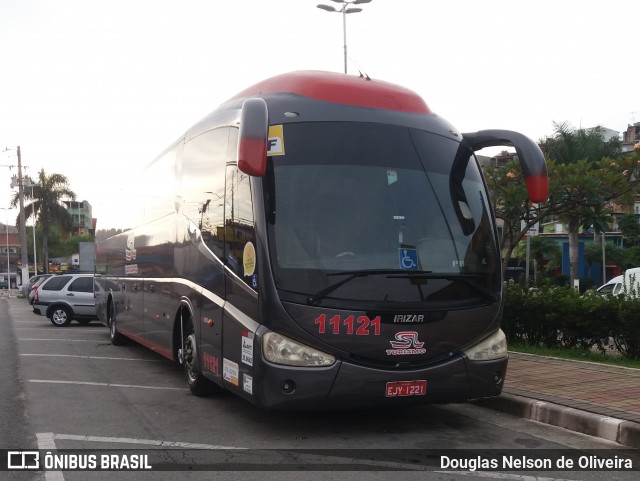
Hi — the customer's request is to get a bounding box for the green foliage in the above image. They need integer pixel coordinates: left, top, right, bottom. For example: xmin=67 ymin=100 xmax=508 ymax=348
xmin=502 ymin=284 xmax=640 ymax=360
xmin=618 ymin=213 xmax=640 ymax=247
xmin=485 ymin=123 xmax=640 ymax=281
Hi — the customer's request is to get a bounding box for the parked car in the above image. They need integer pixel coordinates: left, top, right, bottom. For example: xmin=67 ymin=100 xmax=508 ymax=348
xmin=32 ymin=273 xmax=98 ymax=326
xmin=596 ymin=275 xmax=623 ymax=295
xmin=27 ymin=275 xmax=53 ymax=304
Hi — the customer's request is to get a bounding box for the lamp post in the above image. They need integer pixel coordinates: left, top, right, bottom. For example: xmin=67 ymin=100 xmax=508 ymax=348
xmin=317 ymin=0 xmax=371 ymax=74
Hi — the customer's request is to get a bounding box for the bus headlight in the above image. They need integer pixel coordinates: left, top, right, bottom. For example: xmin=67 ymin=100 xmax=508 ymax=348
xmin=263 ymin=332 xmax=335 ymax=367
xmin=463 ymin=329 xmax=507 ymax=361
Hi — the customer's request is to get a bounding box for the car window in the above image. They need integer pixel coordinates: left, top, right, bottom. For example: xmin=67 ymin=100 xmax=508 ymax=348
xmin=42 ymin=276 xmax=72 ymax=291
xmin=69 ymin=277 xmax=93 ymax=293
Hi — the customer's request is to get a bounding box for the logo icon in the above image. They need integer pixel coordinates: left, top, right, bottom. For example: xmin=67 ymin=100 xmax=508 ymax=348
xmin=7 ymin=451 xmax=40 ymax=470
xmin=125 ymin=232 xmax=137 ymax=261
xmin=386 ymin=331 xmax=427 ymax=355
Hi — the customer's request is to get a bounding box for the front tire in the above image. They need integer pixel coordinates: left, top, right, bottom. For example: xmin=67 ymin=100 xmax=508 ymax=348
xmin=184 ymin=331 xmax=217 ymax=396
xmin=50 ymin=306 xmax=72 ymax=327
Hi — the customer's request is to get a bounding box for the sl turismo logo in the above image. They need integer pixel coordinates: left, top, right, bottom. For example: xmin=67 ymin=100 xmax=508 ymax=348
xmin=386 ymin=331 xmax=427 ymax=356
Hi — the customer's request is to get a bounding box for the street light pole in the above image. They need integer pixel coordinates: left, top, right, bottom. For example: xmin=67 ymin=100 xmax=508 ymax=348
xmin=317 ymin=0 xmax=372 ymax=74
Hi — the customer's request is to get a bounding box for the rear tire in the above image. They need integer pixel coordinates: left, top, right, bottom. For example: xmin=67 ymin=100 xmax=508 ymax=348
xmin=108 ymin=301 xmax=127 ymax=346
xmin=50 ymin=306 xmax=72 ymax=327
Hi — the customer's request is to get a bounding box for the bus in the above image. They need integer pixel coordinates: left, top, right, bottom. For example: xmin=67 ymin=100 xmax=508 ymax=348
xmin=95 ymin=70 xmax=548 ymax=409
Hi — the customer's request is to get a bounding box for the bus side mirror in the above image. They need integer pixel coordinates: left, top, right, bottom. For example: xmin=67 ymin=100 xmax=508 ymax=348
xmin=462 ymin=129 xmax=549 ymax=203
xmin=238 ymin=98 xmax=268 ymax=177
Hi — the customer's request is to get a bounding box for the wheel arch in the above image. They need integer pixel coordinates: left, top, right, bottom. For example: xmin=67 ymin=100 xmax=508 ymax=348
xmin=46 ymin=303 xmax=73 ymax=320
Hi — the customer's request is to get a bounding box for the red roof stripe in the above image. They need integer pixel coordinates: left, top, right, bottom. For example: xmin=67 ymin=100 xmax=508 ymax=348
xmin=228 ymin=71 xmax=430 ymax=114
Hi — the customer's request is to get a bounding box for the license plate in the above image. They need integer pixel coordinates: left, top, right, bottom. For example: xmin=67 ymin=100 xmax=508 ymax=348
xmin=385 ymin=380 xmax=427 ymax=397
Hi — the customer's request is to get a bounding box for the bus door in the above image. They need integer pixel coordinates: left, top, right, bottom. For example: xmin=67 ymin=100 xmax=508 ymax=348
xmin=220 ymin=157 xmax=260 ymax=393
xmin=180 ymin=127 xmax=232 ymax=383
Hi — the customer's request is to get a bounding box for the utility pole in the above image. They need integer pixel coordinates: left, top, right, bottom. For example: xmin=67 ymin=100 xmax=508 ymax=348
xmin=17 ymin=147 xmax=29 ymax=285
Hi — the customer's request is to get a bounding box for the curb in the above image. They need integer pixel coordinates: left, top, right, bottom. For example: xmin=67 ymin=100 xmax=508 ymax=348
xmin=474 ymin=393 xmax=640 ymax=449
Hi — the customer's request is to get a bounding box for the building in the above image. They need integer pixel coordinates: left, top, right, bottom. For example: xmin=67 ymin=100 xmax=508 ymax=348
xmin=622 ymin=122 xmax=640 ymax=153
xmin=63 ymin=200 xmax=93 ymax=236
xmin=0 ymin=223 xmax=21 ymax=286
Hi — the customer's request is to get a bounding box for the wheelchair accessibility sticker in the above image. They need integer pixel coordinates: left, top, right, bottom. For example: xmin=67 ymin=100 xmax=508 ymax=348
xmin=398 ymin=248 xmax=419 ymax=270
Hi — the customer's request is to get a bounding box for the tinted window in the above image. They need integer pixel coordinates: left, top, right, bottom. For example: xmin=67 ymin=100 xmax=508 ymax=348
xmin=264 ymin=122 xmax=499 ymax=306
xmin=42 ymin=276 xmax=72 ymax=291
xmin=68 ymin=277 xmax=94 ymax=293
xmin=224 ymin=162 xmax=256 ymax=290
xmin=181 ymin=127 xmax=230 ymax=259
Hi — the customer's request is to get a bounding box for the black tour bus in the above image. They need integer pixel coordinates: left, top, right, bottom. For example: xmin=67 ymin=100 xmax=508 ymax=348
xmin=95 ymin=71 xmax=548 ymax=409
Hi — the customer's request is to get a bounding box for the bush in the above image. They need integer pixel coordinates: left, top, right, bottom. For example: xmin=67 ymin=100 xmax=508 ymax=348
xmin=501 ymin=284 xmax=634 ymax=358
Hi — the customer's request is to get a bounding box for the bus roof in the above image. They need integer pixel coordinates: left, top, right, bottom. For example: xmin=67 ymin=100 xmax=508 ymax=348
xmin=227 ymin=71 xmax=431 ymax=115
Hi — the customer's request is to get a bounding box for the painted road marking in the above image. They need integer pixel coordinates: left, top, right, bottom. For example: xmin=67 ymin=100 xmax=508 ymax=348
xmin=28 ymin=380 xmax=186 ymax=391
xmin=21 ymin=354 xmax=161 ymax=362
xmin=18 ymin=338 xmax=108 ymax=342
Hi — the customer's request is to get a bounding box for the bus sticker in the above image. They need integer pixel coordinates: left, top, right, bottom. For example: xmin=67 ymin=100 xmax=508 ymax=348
xmin=243 ymin=242 xmax=256 ymax=276
xmin=223 ymin=358 xmax=239 ymax=386
xmin=241 ymin=331 xmax=254 ymax=366
xmin=243 ymin=374 xmax=253 ymax=395
xmin=267 ymin=125 xmax=285 ymax=156
xmin=398 ymin=248 xmax=419 ymax=270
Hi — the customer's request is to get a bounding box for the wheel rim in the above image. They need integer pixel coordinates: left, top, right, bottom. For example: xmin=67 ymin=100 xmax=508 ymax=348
xmin=185 ymin=334 xmax=198 ymax=384
xmin=52 ymin=309 xmax=67 ymax=325
xmin=110 ymin=317 xmax=117 ymax=338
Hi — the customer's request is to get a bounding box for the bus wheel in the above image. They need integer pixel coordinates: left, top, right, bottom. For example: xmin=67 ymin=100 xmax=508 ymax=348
xmin=108 ymin=303 xmax=126 ymax=346
xmin=184 ymin=331 xmax=217 ymax=396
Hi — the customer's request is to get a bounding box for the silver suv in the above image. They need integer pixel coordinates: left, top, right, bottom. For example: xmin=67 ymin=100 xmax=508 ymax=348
xmin=32 ymin=273 xmax=98 ymax=327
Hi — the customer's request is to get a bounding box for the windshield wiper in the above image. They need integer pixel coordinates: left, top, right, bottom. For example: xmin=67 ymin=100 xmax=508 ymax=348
xmin=387 ymin=272 xmax=499 ymax=303
xmin=307 ymin=270 xmax=498 ymax=305
xmin=306 ymin=269 xmax=433 ymax=305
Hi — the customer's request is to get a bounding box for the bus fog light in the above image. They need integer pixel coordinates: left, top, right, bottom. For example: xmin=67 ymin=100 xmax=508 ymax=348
xmin=282 ymin=380 xmax=296 ymax=394
xmin=263 ymin=332 xmax=335 ymax=367
xmin=463 ymin=329 xmax=507 ymax=361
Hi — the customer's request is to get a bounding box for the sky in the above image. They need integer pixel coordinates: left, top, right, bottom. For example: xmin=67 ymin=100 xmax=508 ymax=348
xmin=1 ymin=0 xmax=638 ymax=229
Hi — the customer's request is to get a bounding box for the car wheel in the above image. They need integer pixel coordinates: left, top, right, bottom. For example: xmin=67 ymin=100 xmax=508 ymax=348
xmin=50 ymin=306 xmax=72 ymax=327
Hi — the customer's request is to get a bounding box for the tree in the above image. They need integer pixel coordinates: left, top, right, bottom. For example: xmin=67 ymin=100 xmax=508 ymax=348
xmin=538 ymin=122 xmax=622 ymax=165
xmin=485 ymin=154 xmax=640 ymax=279
xmin=11 ymin=169 xmax=76 ymax=273
xmin=537 ymin=123 xmax=625 ymax=283
xmin=618 ymin=213 xmax=640 ymax=247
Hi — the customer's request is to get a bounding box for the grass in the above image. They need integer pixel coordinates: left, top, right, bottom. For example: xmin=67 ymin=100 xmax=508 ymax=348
xmin=509 ymin=342 xmax=640 ymax=369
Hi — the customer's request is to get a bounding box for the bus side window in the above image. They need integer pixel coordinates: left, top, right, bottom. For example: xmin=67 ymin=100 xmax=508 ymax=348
xmin=181 ymin=128 xmax=229 ymax=259
xmin=224 ymin=162 xmax=257 ymax=290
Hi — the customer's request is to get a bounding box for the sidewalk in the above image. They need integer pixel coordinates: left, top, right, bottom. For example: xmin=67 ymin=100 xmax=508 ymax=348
xmin=476 ymin=351 xmax=640 ymax=448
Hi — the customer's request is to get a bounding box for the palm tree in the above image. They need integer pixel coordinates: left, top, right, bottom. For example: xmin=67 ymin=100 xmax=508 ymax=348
xmin=11 ymin=169 xmax=76 ymax=273
xmin=539 ymin=123 xmax=622 ymax=284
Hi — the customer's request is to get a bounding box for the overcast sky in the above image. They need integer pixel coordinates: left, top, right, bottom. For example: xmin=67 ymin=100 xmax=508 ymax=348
xmin=1 ymin=0 xmax=638 ymax=228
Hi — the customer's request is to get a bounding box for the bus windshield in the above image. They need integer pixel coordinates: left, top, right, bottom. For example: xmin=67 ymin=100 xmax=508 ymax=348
xmin=265 ymin=122 xmax=500 ymax=307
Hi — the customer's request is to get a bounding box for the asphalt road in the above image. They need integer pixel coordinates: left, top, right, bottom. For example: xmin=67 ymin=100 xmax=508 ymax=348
xmin=1 ymin=296 xmax=638 ymax=481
